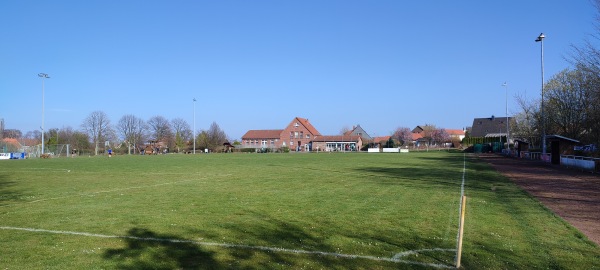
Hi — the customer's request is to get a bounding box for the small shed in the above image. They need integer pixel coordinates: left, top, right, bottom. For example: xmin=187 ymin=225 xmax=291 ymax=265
xmin=223 ymin=142 xmax=235 ymax=153
xmin=546 ymin=135 xmax=580 ymax=165
xmin=514 ymin=139 xmax=530 ymax=158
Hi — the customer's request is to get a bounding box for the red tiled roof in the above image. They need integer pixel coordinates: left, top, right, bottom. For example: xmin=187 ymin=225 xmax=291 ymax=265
xmin=411 ymin=133 xmax=423 ymax=140
xmin=294 ymin=117 xmax=322 ymax=136
xmin=373 ymin=136 xmax=391 ymax=143
xmin=446 ymin=129 xmax=465 ymax=136
xmin=2 ymin=138 xmax=21 ymax=146
xmin=312 ymin=135 xmax=361 ymax=142
xmin=241 ymin=130 xmax=283 ymax=139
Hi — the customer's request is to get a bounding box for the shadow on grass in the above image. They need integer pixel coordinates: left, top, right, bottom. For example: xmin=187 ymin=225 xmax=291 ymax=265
xmin=183 ymin=211 xmax=348 ymax=268
xmin=103 ymin=227 xmax=220 ymax=269
xmin=222 ymin=211 xmax=343 ymax=268
xmin=355 ymin=165 xmax=464 ymax=192
xmin=102 ymin=215 xmax=456 ymax=268
xmin=0 ymin=174 xmax=21 ymax=206
xmin=188 ymin=211 xmax=455 ymax=268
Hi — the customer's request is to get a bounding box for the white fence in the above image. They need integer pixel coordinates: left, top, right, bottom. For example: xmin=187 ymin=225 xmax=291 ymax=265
xmin=560 ymin=155 xmax=599 ymax=172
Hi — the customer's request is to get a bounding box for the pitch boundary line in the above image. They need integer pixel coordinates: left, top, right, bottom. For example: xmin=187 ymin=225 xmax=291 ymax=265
xmin=0 ymin=174 xmax=232 ymax=207
xmin=0 ymin=226 xmax=455 ymax=269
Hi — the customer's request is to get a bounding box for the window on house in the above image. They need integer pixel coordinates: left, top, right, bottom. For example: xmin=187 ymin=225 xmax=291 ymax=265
xmin=300 ymin=131 xmax=303 ymax=138
xmin=290 ymin=132 xmax=293 ymax=139
xmin=306 ymin=134 xmax=310 ymax=139
xmin=294 ymin=131 xmax=299 ymax=138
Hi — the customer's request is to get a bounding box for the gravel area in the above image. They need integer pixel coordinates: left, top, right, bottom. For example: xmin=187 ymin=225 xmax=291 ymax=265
xmin=478 ymin=154 xmax=600 ymax=246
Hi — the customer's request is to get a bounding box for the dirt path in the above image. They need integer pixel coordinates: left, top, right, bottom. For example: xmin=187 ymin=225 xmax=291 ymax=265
xmin=478 ymin=154 xmax=600 ymax=246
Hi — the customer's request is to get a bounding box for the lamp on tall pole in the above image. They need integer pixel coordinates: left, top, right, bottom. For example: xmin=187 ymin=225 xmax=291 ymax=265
xmin=535 ymin=33 xmax=546 ymax=159
xmin=502 ymin=82 xmax=509 ymax=151
xmin=193 ymin=98 xmax=196 ymax=154
xmin=38 ymin=73 xmax=50 ymax=155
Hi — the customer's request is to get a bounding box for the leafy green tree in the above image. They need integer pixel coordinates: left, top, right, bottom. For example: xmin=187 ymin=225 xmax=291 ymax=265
xmin=171 ymin=118 xmax=192 ymax=153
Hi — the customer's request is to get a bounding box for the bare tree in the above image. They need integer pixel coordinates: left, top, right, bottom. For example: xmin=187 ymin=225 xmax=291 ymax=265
xmin=2 ymin=129 xmax=22 ymax=139
xmin=24 ymin=130 xmax=42 ymax=145
xmin=147 ymin=115 xmax=173 ymax=144
xmin=511 ymin=93 xmax=542 ymax=148
xmin=117 ymin=115 xmax=147 ymax=154
xmin=81 ymin=110 xmax=113 ymax=155
xmin=196 ymin=122 xmax=228 ymax=152
xmin=569 ymin=0 xmax=600 ymax=146
xmin=207 ymin=121 xmax=228 ymax=151
xmin=339 ymin=126 xmax=351 ymax=135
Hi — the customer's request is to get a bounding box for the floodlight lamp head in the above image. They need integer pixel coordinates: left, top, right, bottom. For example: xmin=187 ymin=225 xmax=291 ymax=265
xmin=38 ymin=73 xmax=49 ymax=78
xmin=535 ymin=33 xmax=545 ymax=42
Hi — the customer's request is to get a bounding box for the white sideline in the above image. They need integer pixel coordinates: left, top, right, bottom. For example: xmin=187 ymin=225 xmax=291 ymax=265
xmin=6 ymin=174 xmax=232 ymax=206
xmin=0 ymin=226 xmax=455 ymax=269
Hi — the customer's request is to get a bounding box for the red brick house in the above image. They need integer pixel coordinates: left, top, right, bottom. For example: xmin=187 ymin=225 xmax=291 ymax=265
xmin=241 ymin=117 xmax=322 ymax=151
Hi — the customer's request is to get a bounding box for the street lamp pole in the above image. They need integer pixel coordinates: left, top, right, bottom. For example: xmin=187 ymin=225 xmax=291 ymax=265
xmin=502 ymin=82 xmax=509 ymax=151
xmin=38 ymin=73 xmax=50 ymax=155
xmin=193 ymin=98 xmax=196 ymax=154
xmin=535 ymin=33 xmax=546 ymax=159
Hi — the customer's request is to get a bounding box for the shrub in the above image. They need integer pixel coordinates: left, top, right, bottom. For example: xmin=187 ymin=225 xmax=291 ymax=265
xmin=240 ymin=148 xmax=256 ymax=153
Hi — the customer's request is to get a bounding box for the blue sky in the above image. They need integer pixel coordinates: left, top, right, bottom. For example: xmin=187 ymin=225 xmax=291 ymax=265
xmin=1 ymin=1 xmax=596 ymax=140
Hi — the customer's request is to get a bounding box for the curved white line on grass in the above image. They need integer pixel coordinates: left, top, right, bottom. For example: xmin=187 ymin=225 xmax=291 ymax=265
xmin=0 ymin=226 xmax=455 ymax=269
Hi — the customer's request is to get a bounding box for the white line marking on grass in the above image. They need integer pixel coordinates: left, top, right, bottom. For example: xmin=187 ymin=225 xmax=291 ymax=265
xmin=0 ymin=226 xmax=455 ymax=269
xmin=25 ymin=179 xmax=199 ymax=204
xmin=1 ymin=174 xmax=232 ymax=207
xmin=0 ymin=168 xmax=72 ymax=173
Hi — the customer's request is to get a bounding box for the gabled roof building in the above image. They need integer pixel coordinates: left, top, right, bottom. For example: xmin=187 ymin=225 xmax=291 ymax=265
xmin=471 ymin=116 xmax=513 ymax=138
xmin=343 ymin=125 xmax=372 ymax=141
xmin=241 ymin=117 xmax=322 ymax=151
xmin=241 ymin=117 xmax=367 ymax=152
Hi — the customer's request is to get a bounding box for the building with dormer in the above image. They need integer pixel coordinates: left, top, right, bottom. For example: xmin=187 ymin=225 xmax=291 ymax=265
xmin=241 ymin=117 xmax=322 ymax=151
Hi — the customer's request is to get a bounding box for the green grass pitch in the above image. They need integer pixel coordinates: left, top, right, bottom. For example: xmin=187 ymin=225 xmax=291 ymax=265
xmin=0 ymin=152 xmax=599 ymax=269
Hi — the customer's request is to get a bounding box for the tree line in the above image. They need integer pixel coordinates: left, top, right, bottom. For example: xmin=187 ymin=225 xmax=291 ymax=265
xmin=511 ymin=0 xmax=600 ymax=153
xmin=4 ymin=111 xmax=228 ymax=155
